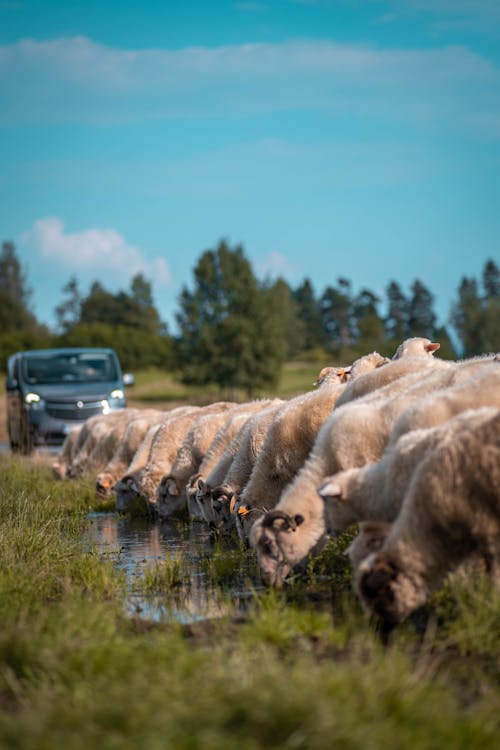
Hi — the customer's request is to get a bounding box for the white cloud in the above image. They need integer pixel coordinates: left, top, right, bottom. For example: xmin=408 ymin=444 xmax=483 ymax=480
xmin=23 ymin=217 xmax=171 ymax=287
xmin=0 ymin=36 xmax=498 ymax=132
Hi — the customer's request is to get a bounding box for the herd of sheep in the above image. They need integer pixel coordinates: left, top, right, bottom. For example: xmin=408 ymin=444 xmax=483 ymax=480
xmin=52 ymin=337 xmax=500 ymax=630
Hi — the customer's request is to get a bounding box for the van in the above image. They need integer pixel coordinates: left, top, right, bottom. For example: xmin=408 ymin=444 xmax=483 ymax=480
xmin=6 ymin=347 xmax=133 ymax=453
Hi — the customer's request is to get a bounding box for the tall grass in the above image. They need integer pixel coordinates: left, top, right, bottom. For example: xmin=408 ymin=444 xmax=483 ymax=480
xmin=1 ymin=455 xmax=500 ymax=749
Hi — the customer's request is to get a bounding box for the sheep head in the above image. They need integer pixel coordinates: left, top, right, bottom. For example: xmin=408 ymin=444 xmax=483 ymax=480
xmin=392 ymin=338 xmax=441 ymax=359
xmin=314 ymin=365 xmax=352 ymax=387
xmin=96 ymin=472 xmax=114 ymax=497
xmin=357 ymin=551 xmax=427 ymax=626
xmin=114 ymin=475 xmax=143 ymax=512
xmin=350 ymin=352 xmax=391 ymax=379
xmin=156 ymin=475 xmax=185 ymax=519
xmin=210 ymin=485 xmax=235 ymax=530
xmin=250 ymin=510 xmax=306 ymax=586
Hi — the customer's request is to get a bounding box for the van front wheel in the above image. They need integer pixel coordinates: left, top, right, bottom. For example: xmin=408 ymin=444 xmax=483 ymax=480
xmin=20 ymin=420 xmax=35 ymax=455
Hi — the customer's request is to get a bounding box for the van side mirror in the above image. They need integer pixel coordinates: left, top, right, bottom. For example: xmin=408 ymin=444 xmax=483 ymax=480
xmin=6 ymin=377 xmax=18 ymax=391
xmin=123 ymin=373 xmax=135 ymax=387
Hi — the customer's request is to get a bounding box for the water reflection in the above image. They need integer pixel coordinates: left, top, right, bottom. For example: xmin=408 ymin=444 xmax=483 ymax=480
xmin=85 ymin=513 xmax=250 ymax=623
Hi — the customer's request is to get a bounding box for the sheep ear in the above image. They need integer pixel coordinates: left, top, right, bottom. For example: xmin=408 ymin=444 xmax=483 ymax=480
xmin=294 ymin=514 xmax=304 ymax=526
xmin=425 ymin=342 xmax=440 ymax=353
xmin=317 ymin=478 xmax=343 ymax=502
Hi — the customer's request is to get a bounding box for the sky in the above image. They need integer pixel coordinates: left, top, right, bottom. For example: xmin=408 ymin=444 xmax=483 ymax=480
xmin=1 ymin=0 xmax=499 ymax=336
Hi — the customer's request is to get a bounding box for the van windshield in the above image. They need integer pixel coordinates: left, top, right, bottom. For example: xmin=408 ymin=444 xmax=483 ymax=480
xmin=22 ymin=352 xmax=119 ymax=385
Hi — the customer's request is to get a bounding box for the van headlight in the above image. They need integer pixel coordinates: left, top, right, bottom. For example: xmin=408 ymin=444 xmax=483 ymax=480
xmin=25 ymin=393 xmax=45 ymax=410
xmin=110 ymin=389 xmax=124 ymax=400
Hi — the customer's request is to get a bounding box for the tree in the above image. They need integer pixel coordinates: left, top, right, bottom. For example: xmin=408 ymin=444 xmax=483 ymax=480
xmin=320 ymin=278 xmax=354 ymax=349
xmin=175 ymin=240 xmax=285 ymax=394
xmin=407 ymin=280 xmax=436 ymax=338
xmin=266 ymin=277 xmax=305 ymax=360
xmin=353 ymin=289 xmax=385 ymax=351
xmin=450 ymin=277 xmax=483 ymax=356
xmin=450 ymin=259 xmax=500 ymax=356
xmin=0 ymin=240 xmax=37 ymax=332
xmin=292 ymin=279 xmax=325 ymax=351
xmin=482 ymin=259 xmax=500 ymax=299
xmin=385 ymin=281 xmax=409 ymax=341
xmin=55 ymin=276 xmax=82 ymax=333
xmin=0 ymin=240 xmax=52 ymax=368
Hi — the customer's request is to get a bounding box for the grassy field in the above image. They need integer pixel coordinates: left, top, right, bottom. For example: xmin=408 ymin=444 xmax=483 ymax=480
xmin=1 ymin=456 xmax=500 ymax=749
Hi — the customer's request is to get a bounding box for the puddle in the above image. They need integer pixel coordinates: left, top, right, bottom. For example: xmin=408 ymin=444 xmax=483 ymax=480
xmin=85 ymin=513 xmax=258 ymax=623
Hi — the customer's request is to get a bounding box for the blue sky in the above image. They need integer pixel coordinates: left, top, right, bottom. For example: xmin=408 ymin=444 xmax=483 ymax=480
xmin=1 ymin=0 xmax=499 ymax=335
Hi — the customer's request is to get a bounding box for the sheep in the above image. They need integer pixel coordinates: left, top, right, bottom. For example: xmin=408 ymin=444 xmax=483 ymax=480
xmin=155 ymin=402 xmax=256 ymax=520
xmin=345 ymin=521 xmax=393 ymax=571
xmin=250 ymin=358 xmax=495 ymax=585
xmin=186 ymin=400 xmax=275 ymax=521
xmin=356 ymin=408 xmax=500 ymax=628
xmin=114 ymin=402 xmax=234 ymax=514
xmin=388 ymin=360 xmax=500 ymax=446
xmin=334 ymin=353 xmax=448 ymax=410
xmin=207 ymin=399 xmax=287 ymax=531
xmin=95 ymin=406 xmax=197 ymax=496
xmin=114 ymin=422 xmax=166 ymax=511
xmin=234 ymin=356 xmax=390 ymax=540
xmin=391 ymin=337 xmax=441 ymax=359
xmin=318 ymin=406 xmax=500 ymax=535
xmin=52 ymin=425 xmax=83 ymax=479
xmin=66 ymin=408 xmax=139 ymax=477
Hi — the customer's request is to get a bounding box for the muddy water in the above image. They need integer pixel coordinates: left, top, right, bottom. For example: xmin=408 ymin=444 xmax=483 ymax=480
xmin=85 ymin=513 xmax=254 ymax=623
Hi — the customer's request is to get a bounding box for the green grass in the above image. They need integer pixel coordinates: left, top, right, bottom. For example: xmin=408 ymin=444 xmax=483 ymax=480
xmin=125 ymin=359 xmax=348 ymax=407
xmin=1 ymin=455 xmax=500 ymax=749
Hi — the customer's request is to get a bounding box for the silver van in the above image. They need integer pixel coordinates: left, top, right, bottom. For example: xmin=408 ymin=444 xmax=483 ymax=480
xmin=6 ymin=347 xmax=133 ymax=453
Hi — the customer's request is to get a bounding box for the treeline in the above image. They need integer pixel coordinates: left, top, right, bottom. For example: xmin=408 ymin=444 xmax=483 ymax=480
xmin=1 ymin=239 xmax=498 ymax=393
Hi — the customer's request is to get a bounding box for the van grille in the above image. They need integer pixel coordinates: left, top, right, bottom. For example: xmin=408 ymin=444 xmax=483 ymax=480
xmin=46 ymin=399 xmax=105 ymax=421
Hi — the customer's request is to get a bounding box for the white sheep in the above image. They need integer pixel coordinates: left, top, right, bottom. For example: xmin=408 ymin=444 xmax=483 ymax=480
xmin=391 ymin=337 xmax=441 ymax=359
xmin=155 ymin=402 xmax=251 ymax=520
xmin=234 ymin=356 xmax=390 ymax=540
xmin=114 ymin=422 xmax=165 ymax=511
xmin=250 ymin=357 xmax=494 ymax=585
xmin=208 ymin=399 xmax=287 ymax=531
xmin=318 ymin=406 xmax=499 ymax=534
xmin=114 ymin=402 xmax=234 ymax=514
xmin=52 ymin=425 xmax=83 ymax=479
xmin=356 ymin=408 xmax=500 ymax=627
xmin=388 ymin=360 xmax=500 ymax=445
xmin=66 ymin=408 xmax=139 ymax=478
xmin=334 ymin=352 xmax=447 ymax=410
xmin=95 ymin=406 xmax=196 ymax=496
xmin=186 ymin=401 xmax=274 ymax=520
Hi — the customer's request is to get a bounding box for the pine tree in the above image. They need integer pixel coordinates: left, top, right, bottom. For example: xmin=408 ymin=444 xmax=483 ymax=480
xmin=450 ymin=277 xmax=483 ymax=356
xmin=0 ymin=240 xmax=38 ymax=332
xmin=385 ymin=281 xmax=409 ymax=341
xmin=320 ymin=278 xmax=354 ymax=349
xmin=55 ymin=276 xmax=82 ymax=333
xmin=482 ymin=259 xmax=499 ymax=299
xmin=407 ymin=280 xmax=436 ymax=338
xmin=266 ymin=277 xmax=305 ymax=360
xmin=451 ymin=259 xmax=500 ymax=355
xmin=353 ymin=289 xmax=385 ymax=351
xmin=292 ymin=279 xmax=325 ymax=350
xmin=175 ymin=240 xmax=285 ymax=394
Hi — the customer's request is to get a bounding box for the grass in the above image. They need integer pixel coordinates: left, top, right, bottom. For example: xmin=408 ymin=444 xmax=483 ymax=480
xmin=1 ymin=455 xmax=500 ymax=749
xmin=124 ymin=360 xmax=342 ymax=407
